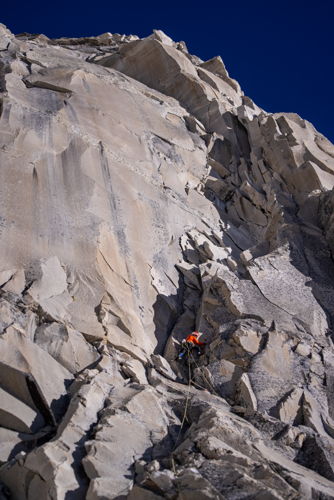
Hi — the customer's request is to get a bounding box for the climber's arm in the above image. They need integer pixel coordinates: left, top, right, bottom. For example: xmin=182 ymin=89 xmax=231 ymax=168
xmin=193 ymin=338 xmax=206 ymax=346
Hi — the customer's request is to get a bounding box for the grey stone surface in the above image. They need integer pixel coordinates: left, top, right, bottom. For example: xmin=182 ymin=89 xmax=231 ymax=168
xmin=0 ymin=329 xmax=72 ymax=421
xmin=151 ymin=354 xmax=177 ymax=380
xmin=0 ymin=24 xmax=334 ymax=500
xmin=34 ymin=322 xmax=100 ymax=373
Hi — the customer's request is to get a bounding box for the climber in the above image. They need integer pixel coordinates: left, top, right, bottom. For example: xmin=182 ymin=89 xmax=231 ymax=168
xmin=178 ymin=331 xmax=206 ymax=360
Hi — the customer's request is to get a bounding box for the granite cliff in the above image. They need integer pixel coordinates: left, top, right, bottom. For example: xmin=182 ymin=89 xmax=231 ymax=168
xmin=1 ymin=24 xmax=334 ymax=499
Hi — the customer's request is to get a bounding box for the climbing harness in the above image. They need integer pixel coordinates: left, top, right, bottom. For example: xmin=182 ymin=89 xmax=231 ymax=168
xmin=178 ymin=341 xmax=202 ymax=362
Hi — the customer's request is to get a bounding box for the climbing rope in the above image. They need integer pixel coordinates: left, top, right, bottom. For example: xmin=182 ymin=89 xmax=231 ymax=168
xmin=169 ymin=344 xmax=223 ymax=475
xmin=173 ymin=344 xmax=193 ymax=449
xmin=188 ymin=351 xmax=220 ymax=397
xmin=172 ymin=344 xmax=219 ymax=450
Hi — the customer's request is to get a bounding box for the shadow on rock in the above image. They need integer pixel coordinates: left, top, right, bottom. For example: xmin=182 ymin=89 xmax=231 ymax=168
xmin=152 ymin=271 xmax=186 ymax=355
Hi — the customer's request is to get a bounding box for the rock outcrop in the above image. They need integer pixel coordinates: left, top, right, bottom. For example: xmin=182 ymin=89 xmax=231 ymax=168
xmin=1 ymin=23 xmax=334 ymax=499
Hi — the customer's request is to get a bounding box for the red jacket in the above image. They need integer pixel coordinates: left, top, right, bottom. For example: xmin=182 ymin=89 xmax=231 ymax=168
xmin=186 ymin=334 xmax=205 ymax=346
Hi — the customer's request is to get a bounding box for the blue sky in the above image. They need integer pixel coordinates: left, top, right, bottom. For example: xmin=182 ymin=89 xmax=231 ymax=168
xmin=2 ymin=0 xmax=333 ymax=142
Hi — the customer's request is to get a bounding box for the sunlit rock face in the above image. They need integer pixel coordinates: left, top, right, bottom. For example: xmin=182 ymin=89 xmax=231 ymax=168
xmin=1 ymin=24 xmax=334 ymax=499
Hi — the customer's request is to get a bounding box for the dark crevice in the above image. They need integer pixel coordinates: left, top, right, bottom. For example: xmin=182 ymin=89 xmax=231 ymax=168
xmin=22 ymin=78 xmax=73 ymax=96
xmin=153 ymin=271 xmax=186 ymax=355
xmin=26 ymin=375 xmax=55 ymax=426
xmin=0 ymin=60 xmax=11 ymax=93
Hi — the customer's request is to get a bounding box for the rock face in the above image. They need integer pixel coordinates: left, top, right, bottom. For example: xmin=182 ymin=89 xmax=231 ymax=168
xmin=1 ymin=23 xmax=334 ymax=499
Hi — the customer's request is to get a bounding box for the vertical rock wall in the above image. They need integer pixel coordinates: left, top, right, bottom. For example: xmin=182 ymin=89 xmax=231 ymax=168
xmin=1 ymin=24 xmax=334 ymax=499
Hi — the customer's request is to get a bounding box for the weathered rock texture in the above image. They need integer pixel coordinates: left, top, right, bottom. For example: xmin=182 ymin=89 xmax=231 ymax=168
xmin=0 ymin=24 xmax=334 ymax=499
